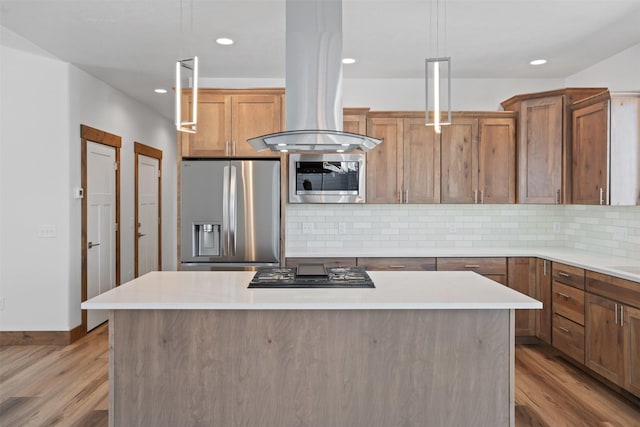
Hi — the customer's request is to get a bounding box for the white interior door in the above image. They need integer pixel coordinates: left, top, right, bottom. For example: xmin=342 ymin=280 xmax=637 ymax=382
xmin=87 ymin=141 xmax=116 ymax=331
xmin=137 ymin=154 xmax=159 ymax=276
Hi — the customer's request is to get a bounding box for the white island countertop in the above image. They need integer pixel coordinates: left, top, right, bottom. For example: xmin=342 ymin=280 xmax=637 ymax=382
xmin=81 ymin=270 xmax=541 ymax=310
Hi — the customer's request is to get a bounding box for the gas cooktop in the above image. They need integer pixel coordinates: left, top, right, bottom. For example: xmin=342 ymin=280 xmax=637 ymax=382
xmin=248 ymin=265 xmax=375 ymax=288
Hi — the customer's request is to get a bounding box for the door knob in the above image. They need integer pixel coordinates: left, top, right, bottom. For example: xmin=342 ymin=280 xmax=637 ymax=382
xmin=137 ymin=233 xmax=146 ymax=238
xmin=88 ymin=242 xmax=100 ymax=249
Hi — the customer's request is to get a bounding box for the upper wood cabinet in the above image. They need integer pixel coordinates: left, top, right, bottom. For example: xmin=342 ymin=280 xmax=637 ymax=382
xmin=441 ymin=113 xmax=516 ymax=204
xmin=366 ymin=112 xmax=440 ymax=204
xmin=571 ymin=92 xmax=610 ymax=205
xmin=180 ymin=89 xmax=284 ymax=158
xmin=501 ymin=88 xmax=606 ymax=204
xmin=343 ymin=108 xmax=369 ymax=135
xmin=571 ymin=91 xmax=640 ymax=206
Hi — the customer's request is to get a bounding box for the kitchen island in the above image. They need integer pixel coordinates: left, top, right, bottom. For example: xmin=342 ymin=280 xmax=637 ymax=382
xmin=82 ymin=270 xmax=541 ymax=427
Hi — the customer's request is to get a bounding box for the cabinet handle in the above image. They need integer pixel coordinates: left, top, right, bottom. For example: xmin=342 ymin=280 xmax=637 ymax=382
xmin=558 ymin=272 xmax=570 ymax=278
xmin=559 ymin=326 xmax=570 ymax=334
xmin=398 ymin=191 xmax=403 ymax=203
xmin=556 ymin=292 xmax=570 ymax=299
xmin=233 ymin=141 xmax=237 ymax=156
xmin=543 ymin=260 xmax=547 ymax=276
xmin=615 ymin=303 xmax=618 ymax=325
xmin=599 ymin=187 xmax=604 ymax=205
xmin=225 ymin=141 xmax=230 ymax=156
xmin=621 ymin=305 xmax=624 ymax=327
xmin=405 ymin=190 xmax=409 ymax=204
xmin=480 ymin=189 xmax=484 ymax=204
xmin=474 ymin=189 xmax=478 ymax=204
xmin=464 ymin=265 xmax=480 ymax=269
xmin=389 ymin=265 xmax=406 ymax=269
xmin=556 ymin=189 xmax=561 ymax=204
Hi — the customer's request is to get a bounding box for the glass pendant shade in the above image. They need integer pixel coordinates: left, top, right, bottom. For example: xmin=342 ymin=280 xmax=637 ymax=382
xmin=425 ymin=57 xmax=451 ymax=133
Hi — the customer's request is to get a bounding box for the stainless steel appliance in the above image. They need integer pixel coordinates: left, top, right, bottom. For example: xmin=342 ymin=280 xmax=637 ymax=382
xmin=248 ymin=265 xmax=375 ymax=288
xmin=289 ymin=153 xmax=366 ymax=203
xmin=181 ymin=159 xmax=280 ymax=270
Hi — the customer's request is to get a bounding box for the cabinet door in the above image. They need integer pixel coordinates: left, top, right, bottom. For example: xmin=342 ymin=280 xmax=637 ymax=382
xmin=624 ymin=304 xmax=640 ymax=396
xmin=585 ymin=293 xmax=625 ymax=386
xmin=478 ymin=117 xmax=516 ymax=204
xmin=181 ymin=93 xmax=231 ymax=157
xmin=357 ymin=257 xmax=436 ymax=271
xmin=572 ymin=100 xmax=609 ymax=204
xmin=440 ymin=118 xmax=478 ymax=203
xmin=535 ymin=259 xmax=552 ymax=344
xmin=232 ymin=95 xmax=282 ymax=158
xmin=403 ymin=118 xmax=440 ymax=203
xmin=518 ymin=96 xmax=564 ymax=204
xmin=343 ymin=109 xmax=367 ymax=135
xmin=508 ymin=258 xmax=536 ymax=336
xmin=366 ymin=117 xmax=403 ymax=203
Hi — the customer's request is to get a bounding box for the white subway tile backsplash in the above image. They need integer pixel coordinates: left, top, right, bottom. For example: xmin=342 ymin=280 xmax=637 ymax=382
xmin=285 ymin=204 xmax=640 ymax=260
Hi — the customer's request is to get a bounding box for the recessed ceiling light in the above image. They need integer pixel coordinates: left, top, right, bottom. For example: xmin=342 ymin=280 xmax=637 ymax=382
xmin=530 ymin=59 xmax=547 ymax=66
xmin=154 ymin=88 xmax=168 ymax=94
xmin=216 ymin=38 xmax=234 ymax=46
xmin=342 ymin=58 xmax=356 ymax=64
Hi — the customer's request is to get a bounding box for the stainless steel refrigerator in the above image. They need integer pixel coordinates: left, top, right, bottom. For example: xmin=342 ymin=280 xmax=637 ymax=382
xmin=180 ymin=159 xmax=280 ymax=270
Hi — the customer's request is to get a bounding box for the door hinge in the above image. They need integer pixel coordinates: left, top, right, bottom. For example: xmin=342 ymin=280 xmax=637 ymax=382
xmin=114 ymin=161 xmax=118 ymax=171
xmin=157 ymin=169 xmax=161 ymax=178
xmin=115 ymin=223 xmax=119 ymax=232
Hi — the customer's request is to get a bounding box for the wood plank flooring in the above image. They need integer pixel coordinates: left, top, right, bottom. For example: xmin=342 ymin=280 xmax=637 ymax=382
xmin=1 ymin=324 xmax=639 ymax=426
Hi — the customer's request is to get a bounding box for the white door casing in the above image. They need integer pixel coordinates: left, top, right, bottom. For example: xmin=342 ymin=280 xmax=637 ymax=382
xmin=86 ymin=141 xmax=117 ymax=331
xmin=137 ymin=154 xmax=159 ymax=276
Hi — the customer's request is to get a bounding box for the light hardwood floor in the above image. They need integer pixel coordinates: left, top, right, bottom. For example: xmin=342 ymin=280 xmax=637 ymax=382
xmin=1 ymin=324 xmax=639 ymax=427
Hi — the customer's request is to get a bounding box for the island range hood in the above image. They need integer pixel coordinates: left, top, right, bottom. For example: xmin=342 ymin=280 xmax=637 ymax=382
xmin=248 ymin=0 xmax=382 ymax=153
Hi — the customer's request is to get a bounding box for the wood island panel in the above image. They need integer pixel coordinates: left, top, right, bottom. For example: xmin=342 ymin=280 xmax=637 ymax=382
xmin=110 ymin=308 xmax=513 ymax=427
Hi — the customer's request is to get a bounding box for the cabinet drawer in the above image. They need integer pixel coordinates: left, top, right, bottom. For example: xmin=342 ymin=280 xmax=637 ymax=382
xmin=553 ymin=314 xmax=585 ymax=363
xmin=436 ymin=257 xmax=507 ymax=275
xmin=357 ymin=257 xmax=436 ymax=271
xmin=586 ymin=271 xmax=640 ymax=309
xmin=552 ymin=262 xmax=585 ymax=290
xmin=552 ymin=281 xmax=585 ymax=325
xmin=285 ymin=257 xmax=356 ymax=268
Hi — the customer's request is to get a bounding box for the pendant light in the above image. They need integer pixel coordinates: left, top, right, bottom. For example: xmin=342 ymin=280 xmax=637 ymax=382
xmin=425 ymin=0 xmax=451 ymax=134
xmin=175 ymin=0 xmax=198 ymax=134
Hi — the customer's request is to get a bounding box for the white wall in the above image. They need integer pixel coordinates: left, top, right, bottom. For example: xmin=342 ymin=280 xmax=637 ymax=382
xmin=0 ymin=27 xmax=176 ymax=331
xmin=566 ymin=43 xmax=640 ymax=91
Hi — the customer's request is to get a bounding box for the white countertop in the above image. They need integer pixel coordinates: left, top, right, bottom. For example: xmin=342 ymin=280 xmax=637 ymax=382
xmin=287 ymin=248 xmax=640 ymax=283
xmin=81 ymin=271 xmax=541 ymax=311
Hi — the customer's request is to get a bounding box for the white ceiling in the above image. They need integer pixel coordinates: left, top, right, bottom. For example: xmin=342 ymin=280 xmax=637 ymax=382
xmin=2 ymin=0 xmax=640 ymax=120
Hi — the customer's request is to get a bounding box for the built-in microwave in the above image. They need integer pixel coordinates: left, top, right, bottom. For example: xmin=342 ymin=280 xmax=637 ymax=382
xmin=289 ymin=153 xmax=366 ymax=203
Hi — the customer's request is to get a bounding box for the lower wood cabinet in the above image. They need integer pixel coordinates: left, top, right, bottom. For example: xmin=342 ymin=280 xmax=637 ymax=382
xmin=507 ymin=257 xmax=536 ymax=337
xmin=357 ymin=257 xmax=436 ymax=271
xmin=551 ymin=262 xmax=586 ymax=363
xmin=552 ymin=313 xmax=585 ymax=363
xmin=535 ymin=259 xmax=552 ymax=344
xmin=585 ymin=271 xmax=640 ymax=397
xmin=436 ymin=257 xmax=507 ymax=284
xmin=285 ymin=257 xmax=356 ymax=267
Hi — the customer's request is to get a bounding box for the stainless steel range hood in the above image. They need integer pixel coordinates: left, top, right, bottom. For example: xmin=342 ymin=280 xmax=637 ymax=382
xmin=248 ymin=0 xmax=382 ymax=153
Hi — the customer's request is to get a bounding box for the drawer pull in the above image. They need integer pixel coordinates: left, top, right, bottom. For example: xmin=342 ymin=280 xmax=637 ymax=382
xmin=558 ymin=272 xmax=570 ymax=278
xmin=556 ymin=292 xmax=570 ymax=299
xmin=558 ymin=327 xmax=571 ymax=334
xmin=464 ymin=265 xmax=480 ymax=269
xmin=389 ymin=265 xmax=406 ymax=269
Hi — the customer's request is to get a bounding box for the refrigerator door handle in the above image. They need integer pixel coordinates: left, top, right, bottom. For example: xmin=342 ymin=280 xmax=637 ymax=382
xmin=222 ymin=165 xmax=230 ymax=256
xmin=229 ymin=165 xmax=237 ymax=256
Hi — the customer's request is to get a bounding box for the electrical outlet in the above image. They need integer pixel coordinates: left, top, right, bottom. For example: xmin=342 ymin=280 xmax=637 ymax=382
xmin=37 ymin=225 xmax=57 ymax=238
xmin=338 ymin=223 xmax=347 ymax=233
xmin=613 ymin=227 xmax=628 ymax=240
xmin=448 ymin=224 xmax=457 ymax=233
xmin=553 ymin=223 xmax=561 ymax=233
xmin=302 ymin=223 xmax=314 ymax=234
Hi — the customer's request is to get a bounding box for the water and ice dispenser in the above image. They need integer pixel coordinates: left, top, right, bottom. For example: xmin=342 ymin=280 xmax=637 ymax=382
xmin=192 ymin=223 xmax=220 ymax=256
